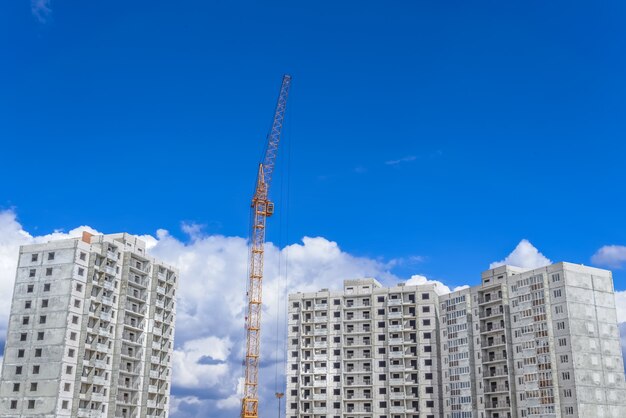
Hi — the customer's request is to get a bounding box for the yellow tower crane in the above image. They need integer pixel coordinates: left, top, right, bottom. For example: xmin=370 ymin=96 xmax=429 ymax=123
xmin=241 ymin=74 xmax=292 ymax=418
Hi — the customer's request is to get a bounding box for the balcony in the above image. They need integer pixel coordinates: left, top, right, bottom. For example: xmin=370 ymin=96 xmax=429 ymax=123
xmin=485 ymin=384 xmax=510 ymax=394
xmin=389 ymin=351 xmax=404 ymax=358
xmin=104 ymin=266 xmax=116 ymax=276
xmin=103 ymin=281 xmax=115 ymax=291
xmin=149 ymin=384 xmax=159 ymax=393
xmin=389 ymin=378 xmax=406 ymax=385
xmin=153 ymin=327 xmax=163 ymax=336
xmin=314 ymin=304 xmax=328 ymax=310
xmin=151 ymin=355 xmax=161 ymax=364
xmin=156 ymin=286 xmax=166 ymax=295
xmin=388 ymin=298 xmax=402 ymax=306
xmin=389 ymin=324 xmax=403 ymax=332
xmin=389 ymin=392 xmax=406 ymax=399
xmin=388 ymin=311 xmax=402 ymax=319
xmin=106 ymin=251 xmax=118 ymax=260
xmin=156 ymin=300 xmax=165 ymax=309
xmin=313 ymin=380 xmax=327 ymax=387
xmin=150 ymin=370 xmax=160 ymax=379
xmin=93 ymin=376 xmax=106 ymax=386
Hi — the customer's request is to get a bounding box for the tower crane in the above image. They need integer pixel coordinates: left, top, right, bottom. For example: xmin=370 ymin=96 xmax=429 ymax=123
xmin=241 ymin=74 xmax=292 ymax=418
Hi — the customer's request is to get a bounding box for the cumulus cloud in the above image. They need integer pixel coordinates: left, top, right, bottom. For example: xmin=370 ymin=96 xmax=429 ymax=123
xmin=591 ymin=245 xmax=626 ymax=269
xmin=31 ymin=0 xmax=52 ymax=23
xmin=489 ymin=239 xmax=552 ymax=270
xmin=405 ymin=274 xmax=469 ymax=295
xmin=0 ymin=210 xmax=410 ymax=418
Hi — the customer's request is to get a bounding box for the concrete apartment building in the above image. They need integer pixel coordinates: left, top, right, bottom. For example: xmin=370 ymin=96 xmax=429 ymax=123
xmin=0 ymin=232 xmax=178 ymax=418
xmin=287 ymin=262 xmax=626 ymax=418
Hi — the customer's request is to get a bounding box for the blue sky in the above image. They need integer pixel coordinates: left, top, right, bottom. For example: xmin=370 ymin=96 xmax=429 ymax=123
xmin=2 ymin=1 xmax=626 ymax=416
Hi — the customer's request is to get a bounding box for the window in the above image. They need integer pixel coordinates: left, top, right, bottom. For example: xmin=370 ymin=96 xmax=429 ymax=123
xmin=22 ymin=316 xmax=29 ymax=325
xmin=32 ymin=365 xmax=40 ymax=374
xmin=558 ymin=338 xmax=567 ymax=347
xmin=27 ymin=284 xmax=34 ymax=293
xmin=24 ymin=301 xmax=32 ymax=309
xmin=62 ymin=400 xmax=69 ymax=409
xmin=72 ymin=315 xmax=79 ymax=324
xmin=41 ymin=299 xmax=48 ymax=308
xmin=562 ymin=371 xmax=570 ymax=380
xmin=422 ymin=306 xmax=430 ymax=313
xmin=74 ymin=299 xmax=81 ymax=308
xmin=78 ymin=268 xmax=85 ymax=276
xmin=424 ymin=359 xmax=432 ymax=366
xmin=379 ymin=387 xmax=387 ymax=394
xmin=34 ymin=348 xmax=42 ymax=357
xmin=425 ymin=373 xmax=433 ymax=380
xmin=48 ymin=252 xmax=55 ymax=260
xmin=76 ymin=283 xmax=83 ymax=292
xmin=20 ymin=333 xmax=27 ymax=341
xmin=10 ymin=400 xmax=17 ymax=409
xmin=43 ymin=283 xmax=51 ymax=291
xmin=552 ymin=273 xmax=560 ymax=282
xmin=557 ymin=321 xmax=565 ymax=330
xmin=423 ymin=332 xmax=431 ymax=339
xmin=37 ymin=332 xmax=44 ymax=341
xmin=423 ymin=319 xmax=431 ymax=326
xmin=565 ymin=406 xmax=574 ymax=415
xmin=66 ymin=366 xmax=73 ymax=374
xmin=378 ymin=374 xmax=386 ymax=381
xmin=425 ymin=386 xmax=433 ymax=393
xmin=46 ymin=268 xmax=53 ymax=276
xmin=31 ymin=254 xmax=38 ymax=262
xmin=424 ymin=345 xmax=432 ymax=352
xmin=422 ymin=293 xmax=430 ymax=300
xmin=554 ymin=289 xmax=562 ymax=298
xmin=29 ymin=269 xmax=36 ymax=277
xmin=378 ymin=309 xmax=385 ymax=315
xmin=333 ymin=299 xmax=340 ymax=305
xmin=68 ymin=349 xmax=75 ymax=358
xmin=564 ymin=389 xmax=572 ymax=397
xmin=13 ymin=383 xmax=20 ymax=392
xmin=426 ymin=401 xmax=434 ymax=408
xmin=333 ymin=337 xmax=340 ymax=343
xmin=79 ymin=252 xmax=86 ymax=261
xmin=16 ymin=366 xmax=23 ymax=375
xmin=30 ymin=382 xmax=37 ymax=391
xmin=28 ymin=400 xmax=35 ymax=409
xmin=39 ymin=315 xmax=46 ymax=324
xmin=70 ymin=332 xmax=77 ymax=341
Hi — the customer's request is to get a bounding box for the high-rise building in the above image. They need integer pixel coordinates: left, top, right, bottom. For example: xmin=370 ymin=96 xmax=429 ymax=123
xmin=287 ymin=279 xmax=442 ymax=418
xmin=0 ymin=232 xmax=178 ymax=418
xmin=287 ymin=262 xmax=626 ymax=418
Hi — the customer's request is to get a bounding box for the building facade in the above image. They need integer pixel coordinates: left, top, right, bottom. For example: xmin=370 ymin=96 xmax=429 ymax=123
xmin=0 ymin=232 xmax=178 ymax=418
xmin=287 ymin=262 xmax=626 ymax=418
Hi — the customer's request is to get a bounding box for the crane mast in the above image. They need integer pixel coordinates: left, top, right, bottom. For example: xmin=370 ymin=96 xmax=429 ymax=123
xmin=241 ymin=74 xmax=292 ymax=418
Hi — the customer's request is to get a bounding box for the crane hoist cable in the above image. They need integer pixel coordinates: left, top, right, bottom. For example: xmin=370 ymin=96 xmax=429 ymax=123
xmin=241 ymin=74 xmax=292 ymax=418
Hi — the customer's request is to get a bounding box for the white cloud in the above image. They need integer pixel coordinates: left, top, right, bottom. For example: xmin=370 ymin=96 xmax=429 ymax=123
xmin=385 ymin=155 xmax=416 ymax=166
xmin=592 ymin=245 xmax=626 ymax=269
xmin=405 ymin=274 xmax=468 ymax=295
xmin=489 ymin=239 xmax=551 ymax=270
xmin=31 ymin=0 xmax=52 ymax=23
xmin=0 ymin=211 xmax=408 ymax=418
